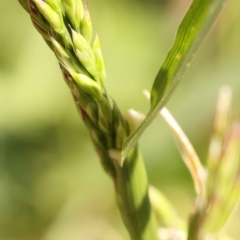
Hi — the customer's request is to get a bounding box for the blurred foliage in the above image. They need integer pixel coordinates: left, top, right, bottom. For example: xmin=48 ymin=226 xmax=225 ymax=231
xmin=0 ymin=0 xmax=240 ymax=239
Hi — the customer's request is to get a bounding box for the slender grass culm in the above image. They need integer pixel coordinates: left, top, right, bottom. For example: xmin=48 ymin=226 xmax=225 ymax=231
xmin=17 ymin=0 xmax=240 ymax=240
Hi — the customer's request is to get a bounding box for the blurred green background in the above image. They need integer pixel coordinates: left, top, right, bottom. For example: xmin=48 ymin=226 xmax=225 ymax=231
xmin=0 ymin=0 xmax=240 ymax=239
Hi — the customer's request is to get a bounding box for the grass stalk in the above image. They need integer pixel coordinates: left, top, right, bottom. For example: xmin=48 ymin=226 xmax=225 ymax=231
xmin=113 ymin=145 xmax=159 ymax=240
xmin=17 ymin=0 xmax=159 ymax=239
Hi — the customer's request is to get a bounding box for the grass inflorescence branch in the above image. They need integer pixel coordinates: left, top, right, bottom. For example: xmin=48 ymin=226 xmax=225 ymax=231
xmin=18 ymin=1 xmax=159 ymax=239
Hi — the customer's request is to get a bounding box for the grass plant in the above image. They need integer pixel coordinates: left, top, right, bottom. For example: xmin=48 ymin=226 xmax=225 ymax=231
xmin=17 ymin=0 xmax=240 ymax=239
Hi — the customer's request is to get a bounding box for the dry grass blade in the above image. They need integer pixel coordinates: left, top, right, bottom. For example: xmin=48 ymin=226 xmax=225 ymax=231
xmin=144 ymin=90 xmax=206 ymax=198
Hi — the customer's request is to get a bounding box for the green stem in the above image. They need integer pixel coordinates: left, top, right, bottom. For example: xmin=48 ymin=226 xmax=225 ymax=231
xmin=187 ymin=203 xmax=206 ymax=240
xmin=113 ymin=145 xmax=159 ymax=240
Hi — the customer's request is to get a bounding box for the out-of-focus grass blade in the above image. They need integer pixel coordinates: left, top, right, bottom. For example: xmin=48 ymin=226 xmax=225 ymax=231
xmin=160 ymin=107 xmax=206 ymax=198
xmin=207 ymin=86 xmax=232 ymax=196
xmin=149 ymin=186 xmax=184 ymax=229
xmin=122 ymin=0 xmax=229 ymax=161
xmin=144 ymin=89 xmax=205 ymax=197
xmin=203 ymin=122 xmax=240 ymax=233
xmin=144 ymin=88 xmax=205 ymax=197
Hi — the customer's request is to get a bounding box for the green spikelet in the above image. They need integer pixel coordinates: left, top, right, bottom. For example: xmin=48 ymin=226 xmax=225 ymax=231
xmin=62 ymin=0 xmax=84 ymax=30
xmin=93 ymin=33 xmax=106 ymax=86
xmin=80 ymin=4 xmax=93 ymax=43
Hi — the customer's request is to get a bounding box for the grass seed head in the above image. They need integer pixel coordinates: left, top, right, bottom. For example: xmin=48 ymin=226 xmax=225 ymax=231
xmin=80 ymin=4 xmax=93 ymax=43
xmin=33 ymin=0 xmax=64 ymax=34
xmin=62 ymin=0 xmax=84 ymax=30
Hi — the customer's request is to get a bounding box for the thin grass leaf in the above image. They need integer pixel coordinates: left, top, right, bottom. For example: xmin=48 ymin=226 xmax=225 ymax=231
xmin=149 ymin=186 xmax=184 ymax=229
xmin=203 ymin=122 xmax=240 ymax=233
xmin=207 ymin=86 xmax=232 ymax=197
xmin=144 ymin=90 xmax=205 ymax=198
xmin=122 ymin=0 xmax=229 ymax=161
xmin=213 ymin=171 xmax=240 ymax=232
xmin=160 ymin=107 xmax=206 ymax=198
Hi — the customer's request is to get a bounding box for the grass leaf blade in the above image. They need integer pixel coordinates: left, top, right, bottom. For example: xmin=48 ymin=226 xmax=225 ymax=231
xmin=122 ymin=0 xmax=229 ymax=161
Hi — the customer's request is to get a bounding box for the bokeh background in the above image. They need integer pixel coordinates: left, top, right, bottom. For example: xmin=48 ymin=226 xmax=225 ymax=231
xmin=0 ymin=0 xmax=240 ymax=239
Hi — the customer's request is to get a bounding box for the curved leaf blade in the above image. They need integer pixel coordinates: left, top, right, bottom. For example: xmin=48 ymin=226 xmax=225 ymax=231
xmin=122 ymin=0 xmax=229 ymax=161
